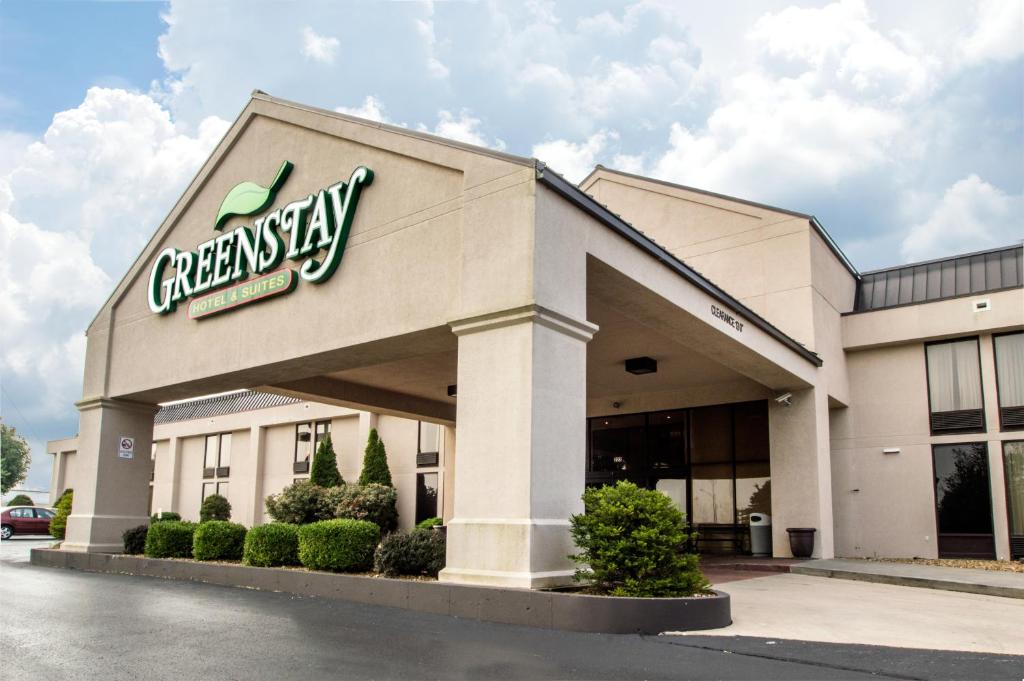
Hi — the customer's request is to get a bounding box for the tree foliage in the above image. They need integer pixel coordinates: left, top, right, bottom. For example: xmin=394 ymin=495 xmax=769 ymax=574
xmin=569 ymin=481 xmax=711 ymax=597
xmin=6 ymin=494 xmax=33 ymax=506
xmin=199 ymin=493 xmax=232 ymax=522
xmin=1 ymin=424 xmax=31 ymax=495
xmin=49 ymin=489 xmax=73 ymax=540
xmin=357 ymin=428 xmax=392 ymax=487
xmin=309 ymin=434 xmax=343 ymax=488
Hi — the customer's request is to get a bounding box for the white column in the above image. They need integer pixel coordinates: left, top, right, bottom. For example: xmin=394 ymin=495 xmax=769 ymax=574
xmin=168 ymin=436 xmax=184 ymax=515
xmin=64 ymin=397 xmax=158 ymax=553
xmin=769 ymin=386 xmax=835 ymax=558
xmin=250 ymin=425 xmax=266 ymax=526
xmin=440 ymin=305 xmax=597 ymax=589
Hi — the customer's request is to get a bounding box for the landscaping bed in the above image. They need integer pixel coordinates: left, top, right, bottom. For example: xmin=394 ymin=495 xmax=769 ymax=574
xmin=30 ymin=548 xmax=731 ymax=634
xmin=865 ymin=557 xmax=1024 ymax=573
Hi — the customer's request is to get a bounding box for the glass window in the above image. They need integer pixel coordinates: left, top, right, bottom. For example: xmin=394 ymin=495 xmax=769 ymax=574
xmin=995 ymin=333 xmax=1024 ymax=409
xmin=418 ymin=421 xmax=439 ymax=454
xmin=202 ymin=482 xmax=215 ymax=500
xmin=216 ymin=481 xmax=229 ymax=499
xmin=415 ymin=473 xmax=439 ymax=525
xmin=589 ymin=414 xmax=646 ymax=485
xmin=218 ymin=433 xmax=231 ymax=468
xmin=314 ymin=421 xmax=331 ymax=450
xmin=933 ymin=443 xmax=994 ymax=558
xmin=926 ymin=339 xmax=983 ymax=412
xmin=295 ymin=423 xmax=313 ymax=464
xmin=690 ymin=406 xmax=734 ymax=524
xmin=10 ymin=508 xmax=32 ymax=518
xmin=1004 ymin=441 xmax=1024 ymax=538
xmin=647 ymin=411 xmax=686 ymax=475
xmin=203 ymin=435 xmax=219 ymax=469
xmin=34 ymin=509 xmax=55 ymax=519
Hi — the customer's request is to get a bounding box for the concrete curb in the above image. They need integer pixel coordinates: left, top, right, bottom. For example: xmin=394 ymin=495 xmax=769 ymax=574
xmin=30 ymin=548 xmax=731 ymax=634
xmin=790 ymin=563 xmax=1024 ymax=599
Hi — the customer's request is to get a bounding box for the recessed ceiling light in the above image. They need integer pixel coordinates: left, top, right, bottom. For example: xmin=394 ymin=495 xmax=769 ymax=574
xmin=624 ymin=356 xmax=657 ymax=375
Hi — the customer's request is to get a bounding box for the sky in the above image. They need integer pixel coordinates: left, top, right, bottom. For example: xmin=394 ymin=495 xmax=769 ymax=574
xmin=0 ymin=0 xmax=1021 ymax=495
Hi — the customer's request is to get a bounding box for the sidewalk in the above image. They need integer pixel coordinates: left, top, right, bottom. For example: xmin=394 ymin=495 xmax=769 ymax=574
xmin=790 ymin=558 xmax=1024 ymax=599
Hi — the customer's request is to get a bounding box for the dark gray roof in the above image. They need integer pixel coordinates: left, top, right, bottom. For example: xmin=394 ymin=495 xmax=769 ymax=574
xmin=853 ymin=244 xmax=1023 ymax=313
xmin=155 ymin=390 xmax=300 ymax=425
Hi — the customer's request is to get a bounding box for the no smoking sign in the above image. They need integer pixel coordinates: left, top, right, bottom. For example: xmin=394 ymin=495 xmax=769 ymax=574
xmin=118 ymin=436 xmax=135 ymax=460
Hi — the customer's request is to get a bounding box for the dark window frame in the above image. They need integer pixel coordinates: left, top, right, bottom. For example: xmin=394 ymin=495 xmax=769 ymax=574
xmin=929 ymin=441 xmax=996 ymax=559
xmin=293 ymin=422 xmax=313 ymax=474
xmin=923 ymin=336 xmax=986 ymax=435
xmin=417 ymin=421 xmax=440 ymax=468
xmin=1003 ymin=439 xmax=1024 ymax=560
xmin=203 ymin=432 xmax=232 ymax=479
xmin=993 ymin=331 xmax=1024 ymax=431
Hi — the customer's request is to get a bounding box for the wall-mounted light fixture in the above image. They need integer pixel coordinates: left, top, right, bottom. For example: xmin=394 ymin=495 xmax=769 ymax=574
xmin=447 ymin=384 xmax=457 ymax=397
xmin=624 ymin=356 xmax=657 ymax=375
xmin=882 ymin=447 xmax=900 ymax=455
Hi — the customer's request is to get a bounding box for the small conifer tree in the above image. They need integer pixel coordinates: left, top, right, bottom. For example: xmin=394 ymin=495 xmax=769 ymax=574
xmin=309 ymin=434 xmax=343 ymax=488
xmin=358 ymin=428 xmax=393 ymax=487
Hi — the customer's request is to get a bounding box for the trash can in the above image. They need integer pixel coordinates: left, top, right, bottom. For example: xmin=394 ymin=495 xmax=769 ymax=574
xmin=786 ymin=527 xmax=816 ymax=558
xmin=749 ymin=513 xmax=772 ymax=557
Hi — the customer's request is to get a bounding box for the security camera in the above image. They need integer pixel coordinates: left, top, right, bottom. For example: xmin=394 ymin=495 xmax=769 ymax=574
xmin=612 ymin=401 xmax=622 ymax=409
xmin=775 ymin=392 xmax=793 ymax=407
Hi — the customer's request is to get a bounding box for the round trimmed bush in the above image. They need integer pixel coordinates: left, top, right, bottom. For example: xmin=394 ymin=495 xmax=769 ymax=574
xmin=122 ymin=524 xmax=149 ymax=554
xmin=265 ymin=480 xmax=329 ymax=525
xmin=298 ymin=519 xmax=380 ymax=572
xmin=328 ymin=483 xmax=398 ymax=533
xmin=144 ymin=520 xmax=197 ymax=558
xmin=569 ymin=480 xmax=711 ymax=597
xmin=151 ymin=511 xmax=182 ymax=523
xmin=374 ymin=530 xmax=446 ymax=577
xmin=193 ymin=520 xmax=246 ymax=561
xmin=200 ymin=494 xmax=232 ymax=523
xmin=49 ymin=489 xmax=73 ymax=540
xmin=7 ymin=494 xmax=33 ymax=506
xmin=243 ymin=523 xmax=300 ymax=567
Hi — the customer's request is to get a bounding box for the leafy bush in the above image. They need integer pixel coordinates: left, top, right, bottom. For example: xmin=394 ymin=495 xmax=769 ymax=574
xmin=265 ymin=480 xmax=329 ymax=525
xmin=122 ymin=524 xmax=149 ymax=554
xmin=328 ymin=483 xmax=398 ymax=533
xmin=415 ymin=516 xmax=443 ymax=530
xmin=7 ymin=494 xmax=33 ymax=506
xmin=569 ymin=481 xmax=711 ymax=598
xmin=310 ymin=434 xmax=343 ymax=488
xmin=151 ymin=511 xmax=182 ymax=523
xmin=357 ymin=428 xmax=392 ymax=487
xmin=193 ymin=520 xmax=247 ymax=561
xmin=144 ymin=520 xmax=197 ymax=558
xmin=49 ymin=489 xmax=73 ymax=540
xmin=200 ymin=494 xmax=232 ymax=523
xmin=298 ymin=519 xmax=380 ymax=572
xmin=243 ymin=523 xmax=300 ymax=567
xmin=374 ymin=530 xmax=446 ymax=577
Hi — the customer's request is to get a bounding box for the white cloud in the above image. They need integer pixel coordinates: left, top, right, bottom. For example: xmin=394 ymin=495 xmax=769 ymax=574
xmin=420 ymin=109 xmax=505 ymax=151
xmin=415 ymin=3 xmax=449 ymax=79
xmin=0 ymin=87 xmax=228 ymax=489
xmin=301 ymin=26 xmax=340 ymax=64
xmin=533 ymin=131 xmax=616 ymax=183
xmin=959 ymin=0 xmax=1024 ymax=65
xmin=901 ymin=175 xmax=1023 ymax=262
xmin=336 ymin=95 xmax=389 ymax=123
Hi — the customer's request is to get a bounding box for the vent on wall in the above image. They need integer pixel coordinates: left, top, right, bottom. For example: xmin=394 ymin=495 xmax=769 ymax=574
xmin=973 ymin=298 xmax=991 ymax=312
xmin=1001 ymin=406 xmax=1024 ymax=430
xmin=1012 ymin=535 xmax=1024 ymax=560
xmin=930 ymin=409 xmax=985 ymax=433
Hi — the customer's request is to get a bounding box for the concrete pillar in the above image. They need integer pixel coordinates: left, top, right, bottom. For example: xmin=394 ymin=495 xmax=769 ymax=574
xmin=769 ymin=386 xmax=835 ymax=558
xmin=358 ymin=411 xmax=379 ymax=451
xmin=168 ymin=436 xmax=184 ymax=515
xmin=50 ymin=451 xmax=66 ymax=505
xmin=250 ymin=425 xmax=267 ymax=526
xmin=978 ymin=333 xmax=1011 ymax=560
xmin=440 ymin=305 xmax=597 ymax=589
xmin=64 ymin=397 xmax=159 ymax=553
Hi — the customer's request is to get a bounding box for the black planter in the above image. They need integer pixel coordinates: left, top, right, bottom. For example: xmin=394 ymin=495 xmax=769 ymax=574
xmin=786 ymin=527 xmax=816 ymax=558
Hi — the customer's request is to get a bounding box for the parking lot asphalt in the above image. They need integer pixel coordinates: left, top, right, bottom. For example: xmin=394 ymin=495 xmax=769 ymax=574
xmin=2 ymin=538 xmax=1022 ymax=681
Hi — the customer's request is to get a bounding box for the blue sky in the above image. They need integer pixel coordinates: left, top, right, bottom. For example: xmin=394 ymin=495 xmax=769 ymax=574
xmin=0 ymin=0 xmax=1021 ymax=494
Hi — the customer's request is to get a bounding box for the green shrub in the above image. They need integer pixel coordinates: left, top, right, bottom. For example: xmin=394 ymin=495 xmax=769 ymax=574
xmin=122 ymin=524 xmax=149 ymax=554
xmin=7 ymin=494 xmax=33 ymax=506
xmin=193 ymin=520 xmax=247 ymax=561
xmin=49 ymin=489 xmax=73 ymax=539
xmin=357 ymin=428 xmax=392 ymax=487
xmin=310 ymin=434 xmax=343 ymax=488
xmin=374 ymin=530 xmax=445 ymax=577
xmin=243 ymin=523 xmax=300 ymax=567
xmin=415 ymin=516 xmax=443 ymax=530
xmin=151 ymin=511 xmax=182 ymax=523
xmin=569 ymin=481 xmax=711 ymax=598
xmin=199 ymin=494 xmax=232 ymax=523
xmin=298 ymin=519 xmax=380 ymax=572
xmin=144 ymin=520 xmax=197 ymax=558
xmin=328 ymin=483 xmax=398 ymax=533
xmin=265 ymin=480 xmax=329 ymax=525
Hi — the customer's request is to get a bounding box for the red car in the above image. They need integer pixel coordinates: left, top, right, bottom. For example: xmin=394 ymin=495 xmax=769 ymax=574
xmin=0 ymin=506 xmax=55 ymax=539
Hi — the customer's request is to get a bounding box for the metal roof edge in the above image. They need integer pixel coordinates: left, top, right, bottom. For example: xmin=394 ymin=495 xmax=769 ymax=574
xmin=535 ymin=162 xmax=823 ymax=368
xmin=859 ymin=242 xmax=1024 ymax=276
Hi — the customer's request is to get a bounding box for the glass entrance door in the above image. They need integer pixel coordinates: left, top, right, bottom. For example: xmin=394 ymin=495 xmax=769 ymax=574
xmin=932 ymin=443 xmax=995 ymax=558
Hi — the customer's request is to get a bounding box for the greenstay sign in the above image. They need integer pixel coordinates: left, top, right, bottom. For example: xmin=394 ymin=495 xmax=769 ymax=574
xmin=148 ymin=162 xmax=373 ymax=317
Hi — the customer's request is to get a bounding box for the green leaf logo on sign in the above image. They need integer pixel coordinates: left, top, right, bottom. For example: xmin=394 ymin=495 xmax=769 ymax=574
xmin=214 ymin=160 xmax=293 ymax=230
